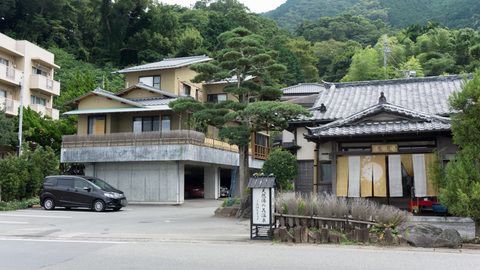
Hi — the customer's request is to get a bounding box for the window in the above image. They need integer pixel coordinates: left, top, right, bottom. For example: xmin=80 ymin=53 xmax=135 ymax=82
xmin=207 ymin=94 xmax=227 ymax=103
xmin=320 ymin=163 xmax=332 ymax=182
xmin=0 ymin=89 xmax=6 ymax=98
xmin=57 ymin=179 xmax=73 ymax=187
xmin=139 ymin=75 xmax=161 ymax=89
xmin=0 ymin=153 xmax=4 ymax=159
xmin=0 ymin=57 xmax=8 ymax=66
xmin=88 ymin=115 xmax=106 ymax=135
xmin=32 ymin=66 xmax=48 ymax=77
xmin=133 ymin=116 xmax=159 ymax=133
xmin=254 ymin=133 xmax=268 ymax=147
xmin=183 ymin=84 xmax=191 ymax=96
xmin=30 ymin=95 xmax=46 ymax=106
xmin=74 ymin=180 xmax=92 ymax=190
xmin=161 ymin=115 xmax=171 ymax=131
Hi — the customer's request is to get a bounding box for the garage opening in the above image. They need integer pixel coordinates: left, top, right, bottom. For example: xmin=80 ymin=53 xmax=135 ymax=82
xmin=219 ymin=168 xmax=233 ymax=197
xmin=184 ymin=165 xmax=204 ymax=199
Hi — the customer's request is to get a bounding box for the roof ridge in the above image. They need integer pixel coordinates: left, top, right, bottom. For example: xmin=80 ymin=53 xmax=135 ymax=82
xmin=162 ymin=55 xmax=209 ymax=61
xmin=323 ymin=74 xmax=472 ymax=88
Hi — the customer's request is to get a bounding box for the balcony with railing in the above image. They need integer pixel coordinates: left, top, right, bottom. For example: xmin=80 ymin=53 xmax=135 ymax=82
xmin=29 ymin=74 xmax=60 ymax=96
xmin=61 ymin=131 xmax=269 ymax=165
xmin=0 ymin=97 xmax=20 ymax=116
xmin=0 ymin=63 xmax=22 ymax=86
xmin=29 ymin=104 xmax=60 ymax=119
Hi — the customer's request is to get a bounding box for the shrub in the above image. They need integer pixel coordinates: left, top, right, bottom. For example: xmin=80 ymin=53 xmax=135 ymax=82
xmin=221 ymin=197 xmax=241 ymax=207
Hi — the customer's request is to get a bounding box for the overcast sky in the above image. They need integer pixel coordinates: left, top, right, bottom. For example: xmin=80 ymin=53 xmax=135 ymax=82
xmin=158 ymin=0 xmax=287 ymax=14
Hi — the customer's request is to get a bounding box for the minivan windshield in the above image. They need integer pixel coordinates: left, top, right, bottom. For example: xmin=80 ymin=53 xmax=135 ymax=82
xmin=85 ymin=177 xmax=115 ymax=191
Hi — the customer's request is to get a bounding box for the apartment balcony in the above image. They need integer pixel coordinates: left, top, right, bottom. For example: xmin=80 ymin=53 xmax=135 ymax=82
xmin=29 ymin=104 xmax=60 ymax=119
xmin=0 ymin=97 xmax=20 ymax=116
xmin=29 ymin=74 xmax=60 ymax=96
xmin=61 ymin=131 xmax=266 ymax=168
xmin=0 ymin=63 xmax=22 ymax=86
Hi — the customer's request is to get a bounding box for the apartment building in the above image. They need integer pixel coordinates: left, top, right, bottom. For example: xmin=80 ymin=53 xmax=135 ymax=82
xmin=0 ymin=33 xmax=61 ymax=158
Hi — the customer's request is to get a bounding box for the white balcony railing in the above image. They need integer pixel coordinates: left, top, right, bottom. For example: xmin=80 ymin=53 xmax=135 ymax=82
xmin=29 ymin=74 xmax=60 ymax=96
xmin=29 ymin=104 xmax=60 ymax=119
xmin=0 ymin=63 xmax=22 ymax=85
xmin=0 ymin=97 xmax=20 ymax=116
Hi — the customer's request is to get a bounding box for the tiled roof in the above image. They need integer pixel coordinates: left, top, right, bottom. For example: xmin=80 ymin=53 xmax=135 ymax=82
xmin=115 ymin=55 xmax=213 ymax=73
xmin=306 ymin=102 xmax=451 ymax=138
xmin=283 ymin=94 xmax=318 ymax=108
xmin=129 ymin=96 xmax=177 ymax=106
xmin=308 ymin=120 xmax=451 ymax=137
xmin=63 ymin=87 xmax=144 ymax=108
xmin=304 ymin=74 xmax=471 ymax=121
xmin=117 ymin=83 xmax=178 ymax=98
xmin=282 ymin=83 xmax=325 ymax=95
xmin=203 ymin=75 xmax=256 ymax=85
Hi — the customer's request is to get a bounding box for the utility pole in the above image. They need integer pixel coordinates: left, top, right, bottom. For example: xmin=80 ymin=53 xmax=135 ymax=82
xmin=17 ymin=72 xmax=24 ymax=157
xmin=383 ymin=35 xmax=391 ymax=80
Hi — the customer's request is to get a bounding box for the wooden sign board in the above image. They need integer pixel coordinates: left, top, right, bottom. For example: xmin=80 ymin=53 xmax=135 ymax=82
xmin=371 ymin=144 xmax=398 ymax=153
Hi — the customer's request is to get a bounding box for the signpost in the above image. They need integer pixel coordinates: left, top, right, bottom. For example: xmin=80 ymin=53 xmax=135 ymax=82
xmin=248 ymin=174 xmax=276 ymax=240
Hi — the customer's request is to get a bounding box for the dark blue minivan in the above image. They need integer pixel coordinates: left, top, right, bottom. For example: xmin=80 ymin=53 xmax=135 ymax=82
xmin=40 ymin=175 xmax=127 ymax=212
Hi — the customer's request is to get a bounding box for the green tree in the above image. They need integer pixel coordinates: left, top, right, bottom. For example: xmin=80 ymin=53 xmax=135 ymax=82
xmin=0 ymin=110 xmax=17 ymax=149
xmin=439 ymin=70 xmax=480 ymax=236
xmin=285 ymin=39 xmax=319 ymax=81
xmin=15 ymin=107 xmax=76 ymax=154
xmin=341 ymin=45 xmax=384 ymax=82
xmin=262 ymin=150 xmax=298 ymax=191
xmin=170 ymin=27 xmax=310 ymax=196
xmin=0 ymin=153 xmax=28 ymax=201
xmin=175 ymin=28 xmax=204 ymax=57
xmin=399 ymin=56 xmax=425 ymax=78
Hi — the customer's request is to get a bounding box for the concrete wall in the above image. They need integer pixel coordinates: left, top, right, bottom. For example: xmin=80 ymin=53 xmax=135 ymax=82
xmin=204 ymin=165 xmax=219 ymax=199
xmin=85 ymin=161 xmax=184 ymax=204
xmin=62 ymin=144 xmax=263 ymax=169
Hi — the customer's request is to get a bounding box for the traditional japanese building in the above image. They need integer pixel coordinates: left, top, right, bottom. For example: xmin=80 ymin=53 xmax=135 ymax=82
xmin=288 ymin=75 xmax=469 ymax=209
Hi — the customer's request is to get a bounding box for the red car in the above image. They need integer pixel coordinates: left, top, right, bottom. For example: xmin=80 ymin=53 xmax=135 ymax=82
xmin=185 ymin=185 xmax=204 ymax=199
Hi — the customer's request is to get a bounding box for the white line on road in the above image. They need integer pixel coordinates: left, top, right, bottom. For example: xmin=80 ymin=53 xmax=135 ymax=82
xmin=0 ymin=214 xmax=72 ymax=219
xmin=0 ymin=238 xmax=131 ymax=244
xmin=0 ymin=221 xmax=29 ymax=224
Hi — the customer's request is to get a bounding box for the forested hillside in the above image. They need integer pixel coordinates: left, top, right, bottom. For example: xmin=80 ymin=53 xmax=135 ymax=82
xmin=263 ymin=0 xmax=480 ymax=31
xmin=1 ymin=0 xmax=480 ymax=110
xmin=263 ymin=0 xmax=361 ymax=31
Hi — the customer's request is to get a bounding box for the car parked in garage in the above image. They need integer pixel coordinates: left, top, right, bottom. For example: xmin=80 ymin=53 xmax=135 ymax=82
xmin=220 ymin=186 xmax=229 ymax=197
xmin=184 ymin=185 xmax=204 ymax=199
xmin=40 ymin=175 xmax=127 ymax=212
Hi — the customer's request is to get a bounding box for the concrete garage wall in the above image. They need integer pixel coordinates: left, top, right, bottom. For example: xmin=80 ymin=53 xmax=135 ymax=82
xmin=85 ymin=161 xmax=184 ymax=204
xmin=204 ymin=166 xmax=219 ymax=199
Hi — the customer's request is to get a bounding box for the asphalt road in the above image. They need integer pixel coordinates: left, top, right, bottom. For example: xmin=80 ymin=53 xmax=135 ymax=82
xmin=1 ymin=199 xmax=479 ymax=270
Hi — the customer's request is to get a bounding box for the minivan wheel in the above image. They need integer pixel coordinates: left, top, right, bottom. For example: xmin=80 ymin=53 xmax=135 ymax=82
xmin=93 ymin=200 xmax=106 ymax=212
xmin=44 ymin=198 xmax=55 ymax=210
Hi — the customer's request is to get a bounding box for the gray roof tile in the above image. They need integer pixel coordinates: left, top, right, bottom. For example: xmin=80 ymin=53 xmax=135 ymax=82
xmin=310 ymin=120 xmax=451 ymax=137
xmin=306 ymin=74 xmax=471 ymax=121
xmin=115 ymin=55 xmax=213 ymax=74
xmin=282 ymin=83 xmax=325 ymax=95
xmin=129 ymin=96 xmax=177 ymax=106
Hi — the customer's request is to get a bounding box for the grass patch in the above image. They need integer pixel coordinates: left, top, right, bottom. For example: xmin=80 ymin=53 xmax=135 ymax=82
xmin=221 ymin=197 xmax=241 ymax=207
xmin=0 ymin=198 xmax=40 ymax=211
